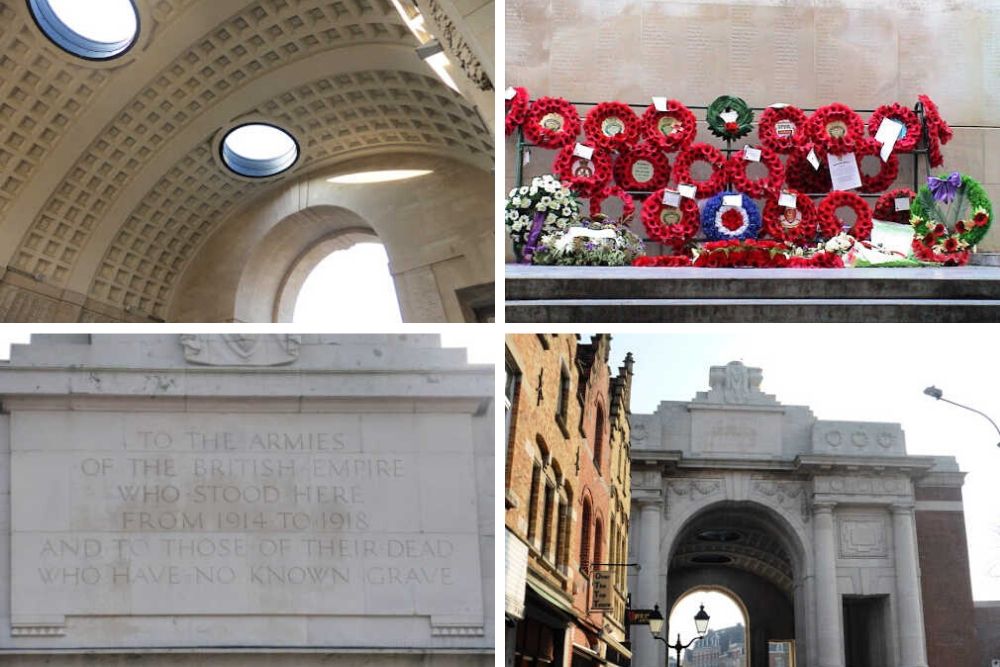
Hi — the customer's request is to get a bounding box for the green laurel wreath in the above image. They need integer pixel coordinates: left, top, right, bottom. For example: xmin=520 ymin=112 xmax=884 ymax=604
xmin=706 ymin=95 xmax=754 ymax=140
xmin=910 ymin=173 xmax=993 ymax=248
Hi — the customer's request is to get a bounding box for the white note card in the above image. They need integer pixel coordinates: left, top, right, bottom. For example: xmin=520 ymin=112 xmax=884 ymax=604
xmin=504 ymin=87 xmax=517 ymax=100
xmin=522 ymin=149 xmax=531 ymax=165
xmin=875 ymin=118 xmax=904 ymax=162
xmin=723 ymin=194 xmax=743 ymax=207
xmin=678 ymin=183 xmax=697 ymax=199
xmin=652 ymin=96 xmax=667 ymax=112
xmin=662 ymin=189 xmax=681 ymax=206
xmin=827 ymin=153 xmax=862 ymax=191
xmin=743 ymin=146 xmax=762 ymax=162
xmin=573 ymin=143 xmax=594 ymax=160
xmin=779 ymin=192 xmax=797 ymax=209
xmin=807 ymin=148 xmax=820 ymax=170
xmin=720 ymin=110 xmax=738 ymax=123
xmin=894 ymin=196 xmax=910 ymax=212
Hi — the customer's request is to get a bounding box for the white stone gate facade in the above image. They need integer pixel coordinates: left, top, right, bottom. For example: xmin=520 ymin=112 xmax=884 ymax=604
xmin=628 ymin=362 xmax=961 ymax=667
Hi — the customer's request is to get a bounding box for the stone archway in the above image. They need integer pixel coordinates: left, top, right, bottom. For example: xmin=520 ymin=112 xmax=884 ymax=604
xmin=668 ymin=585 xmax=750 ymax=667
xmin=169 ymin=153 xmax=493 ymax=323
xmin=630 ymin=361 xmax=938 ymax=667
xmin=666 ymin=502 xmax=803 ymax=667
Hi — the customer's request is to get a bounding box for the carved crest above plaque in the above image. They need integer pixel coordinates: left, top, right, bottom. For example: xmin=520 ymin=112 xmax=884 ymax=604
xmin=180 ymin=334 xmax=301 ymax=366
xmin=693 ymin=361 xmax=780 ymax=406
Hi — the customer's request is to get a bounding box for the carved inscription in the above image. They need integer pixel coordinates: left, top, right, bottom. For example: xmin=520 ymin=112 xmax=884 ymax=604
xmin=11 ymin=412 xmax=483 ymax=624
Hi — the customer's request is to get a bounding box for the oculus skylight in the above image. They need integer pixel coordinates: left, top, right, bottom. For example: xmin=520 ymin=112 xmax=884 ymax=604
xmin=221 ymin=123 xmax=299 ymax=179
xmin=28 ymin=0 xmax=139 ymax=60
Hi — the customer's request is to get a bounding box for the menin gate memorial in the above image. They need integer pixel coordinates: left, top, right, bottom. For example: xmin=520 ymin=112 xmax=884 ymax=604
xmin=0 ymin=334 xmax=494 ymax=665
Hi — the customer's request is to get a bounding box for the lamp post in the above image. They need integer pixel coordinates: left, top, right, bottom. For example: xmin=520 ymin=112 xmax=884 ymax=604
xmin=923 ymin=386 xmax=1000 ymax=448
xmin=647 ymin=603 xmax=710 ymax=667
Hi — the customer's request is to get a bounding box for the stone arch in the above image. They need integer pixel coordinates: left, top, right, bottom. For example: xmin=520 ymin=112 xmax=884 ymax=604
xmin=168 ymin=152 xmax=491 ymax=322
xmin=661 ymin=498 xmax=812 ymax=667
xmin=667 ymin=584 xmax=750 ymax=667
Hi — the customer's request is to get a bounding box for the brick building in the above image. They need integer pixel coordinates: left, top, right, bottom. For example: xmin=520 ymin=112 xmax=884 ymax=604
xmin=505 ymin=334 xmax=634 ymax=667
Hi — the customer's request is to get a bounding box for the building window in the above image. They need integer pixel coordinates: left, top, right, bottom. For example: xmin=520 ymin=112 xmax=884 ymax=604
xmin=220 ymin=123 xmax=300 ymax=178
xmin=505 ymin=356 xmax=521 ymax=451
xmin=579 ymin=498 xmax=592 ymax=572
xmin=527 ymin=463 xmax=541 ymax=542
xmin=593 ymin=404 xmax=605 ymax=471
xmin=29 ymin=0 xmax=139 ymax=61
xmin=541 ymin=483 xmax=555 ymax=561
xmin=556 ymin=363 xmax=571 ymax=436
xmin=554 ymin=498 xmax=566 ymax=569
xmin=555 ymin=487 xmax=571 ymax=570
xmin=593 ymin=518 xmax=603 ymax=568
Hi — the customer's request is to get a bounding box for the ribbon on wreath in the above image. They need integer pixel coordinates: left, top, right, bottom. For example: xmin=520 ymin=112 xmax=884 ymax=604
xmin=928 ymin=171 xmax=961 ymax=204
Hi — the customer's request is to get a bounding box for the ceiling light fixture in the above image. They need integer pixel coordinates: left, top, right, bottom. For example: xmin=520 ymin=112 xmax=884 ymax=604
xmin=416 ymin=40 xmax=461 ymax=93
xmin=220 ymin=123 xmax=299 ymax=178
xmin=29 ymin=0 xmax=139 ymax=60
xmin=327 ymin=170 xmax=433 ymax=185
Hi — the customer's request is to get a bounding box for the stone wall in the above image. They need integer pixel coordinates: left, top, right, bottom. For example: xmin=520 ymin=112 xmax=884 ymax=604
xmin=976 ymin=602 xmax=1000 ymax=667
xmin=505 ymin=0 xmax=1000 ymax=251
xmin=0 ymin=335 xmax=494 ymax=661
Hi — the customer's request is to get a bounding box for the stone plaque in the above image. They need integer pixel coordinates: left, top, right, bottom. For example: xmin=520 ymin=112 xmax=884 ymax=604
xmin=10 ymin=410 xmax=484 ymax=633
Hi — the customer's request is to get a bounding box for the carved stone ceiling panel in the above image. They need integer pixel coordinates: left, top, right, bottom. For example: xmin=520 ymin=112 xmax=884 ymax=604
xmin=0 ymin=0 xmax=491 ymax=314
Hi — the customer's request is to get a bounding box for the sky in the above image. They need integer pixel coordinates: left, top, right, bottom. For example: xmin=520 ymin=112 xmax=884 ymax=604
xmin=669 ymin=590 xmax=744 ymax=643
xmin=293 ymin=243 xmax=403 ymax=325
xmin=602 ymin=326 xmax=1000 ymax=602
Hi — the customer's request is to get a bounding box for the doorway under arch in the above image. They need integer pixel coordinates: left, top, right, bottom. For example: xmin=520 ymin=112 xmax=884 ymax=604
xmin=291 ymin=241 xmax=402 ymax=324
xmin=666 ymin=501 xmax=803 ymax=667
xmin=669 ymin=586 xmax=748 ymax=667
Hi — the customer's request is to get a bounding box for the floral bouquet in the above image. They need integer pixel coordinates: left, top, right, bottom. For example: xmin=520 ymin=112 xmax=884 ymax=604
xmin=505 ymin=174 xmax=580 ymax=262
xmin=532 ymin=216 xmax=644 ymax=267
xmin=909 ymin=172 xmax=992 ymax=266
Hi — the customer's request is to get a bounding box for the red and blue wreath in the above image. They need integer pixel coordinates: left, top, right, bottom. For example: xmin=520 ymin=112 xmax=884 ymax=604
xmin=701 ymin=191 xmax=762 ymax=241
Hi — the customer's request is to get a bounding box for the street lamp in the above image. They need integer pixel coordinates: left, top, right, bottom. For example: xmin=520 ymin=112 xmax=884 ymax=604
xmin=923 ymin=386 xmax=1000 ymax=448
xmin=647 ymin=603 xmax=710 ymax=667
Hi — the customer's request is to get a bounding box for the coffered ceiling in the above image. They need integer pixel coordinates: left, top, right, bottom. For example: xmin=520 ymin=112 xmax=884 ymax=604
xmin=0 ymin=0 xmax=494 ymax=321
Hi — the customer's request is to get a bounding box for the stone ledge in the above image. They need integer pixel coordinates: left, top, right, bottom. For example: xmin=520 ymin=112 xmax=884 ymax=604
xmin=507 ymin=298 xmax=1000 ymax=323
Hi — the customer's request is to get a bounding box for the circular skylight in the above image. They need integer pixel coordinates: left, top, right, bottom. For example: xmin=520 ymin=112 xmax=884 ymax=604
xmin=221 ymin=123 xmax=299 ymax=178
xmin=29 ymin=0 xmax=139 ymax=60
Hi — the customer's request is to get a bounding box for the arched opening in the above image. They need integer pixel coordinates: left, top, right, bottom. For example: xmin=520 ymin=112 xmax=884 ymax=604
xmin=667 ymin=501 xmax=804 ymax=667
xmin=592 ymin=403 xmax=605 ymax=469
xmin=668 ymin=586 xmax=748 ymax=667
xmin=292 ymin=242 xmax=401 ymax=324
xmin=579 ymin=496 xmax=593 ymax=572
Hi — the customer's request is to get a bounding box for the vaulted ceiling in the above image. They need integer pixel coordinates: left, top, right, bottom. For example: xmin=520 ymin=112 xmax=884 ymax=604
xmin=0 ymin=0 xmax=494 ymax=322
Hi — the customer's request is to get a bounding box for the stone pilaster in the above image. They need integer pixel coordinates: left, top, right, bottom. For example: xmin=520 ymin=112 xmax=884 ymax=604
xmin=892 ymin=503 xmax=929 ymax=667
xmin=635 ymin=496 xmax=664 ymax=667
xmin=813 ymin=501 xmax=844 ymax=667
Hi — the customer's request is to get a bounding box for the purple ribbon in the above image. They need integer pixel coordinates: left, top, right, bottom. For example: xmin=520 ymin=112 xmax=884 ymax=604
xmin=928 ymin=172 xmax=961 ymax=204
xmin=520 ymin=211 xmax=546 ymax=263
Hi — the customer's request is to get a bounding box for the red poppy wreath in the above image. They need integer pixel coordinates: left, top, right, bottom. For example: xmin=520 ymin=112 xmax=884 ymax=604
xmin=640 ymin=100 xmax=697 ymax=153
xmin=641 ymin=189 xmax=701 ymax=248
xmin=873 ymin=188 xmax=916 ymax=225
xmin=856 ymin=138 xmax=900 ymax=194
xmin=505 ymin=87 xmax=530 ymax=136
xmin=867 ymin=103 xmax=920 ymax=153
xmin=817 ymin=190 xmax=873 ymax=240
xmin=726 ymin=146 xmax=785 ymax=199
xmin=553 ymin=144 xmax=612 ymax=196
xmin=762 ymin=189 xmax=818 ymax=245
xmin=673 ymin=143 xmax=727 ymax=198
xmin=806 ymin=103 xmax=865 ymax=157
xmin=523 ymin=97 xmax=581 ymax=149
xmin=589 ymin=184 xmax=636 ymax=221
xmin=918 ymin=94 xmax=954 ymax=168
xmin=584 ymin=102 xmax=640 ymax=151
xmin=613 ymin=144 xmax=671 ymax=192
xmin=785 ymin=149 xmax=832 ymax=195
xmin=758 ymin=105 xmax=808 ymax=154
